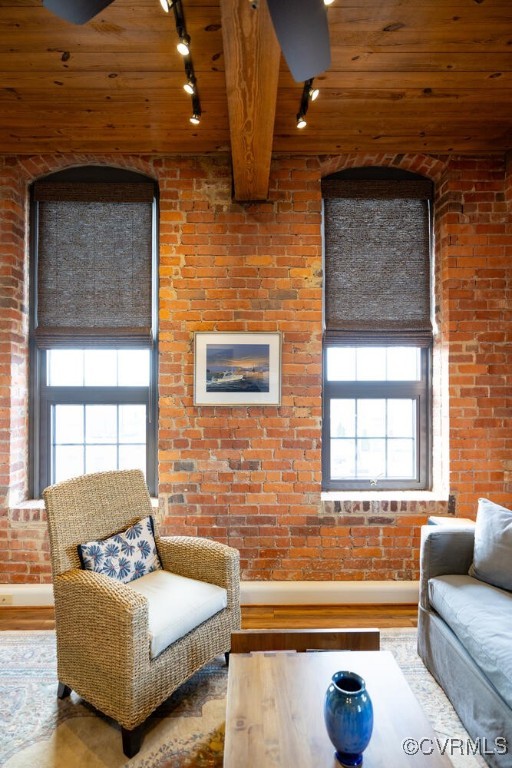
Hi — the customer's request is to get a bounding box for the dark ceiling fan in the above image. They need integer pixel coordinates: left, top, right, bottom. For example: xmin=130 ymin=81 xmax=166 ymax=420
xmin=42 ymin=0 xmax=331 ymax=82
xmin=43 ymin=0 xmax=112 ymax=25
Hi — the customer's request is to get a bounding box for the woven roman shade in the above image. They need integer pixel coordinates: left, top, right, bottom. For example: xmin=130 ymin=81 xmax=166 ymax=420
xmin=32 ymin=181 xmax=155 ymax=203
xmin=323 ymin=175 xmax=433 ymax=346
xmin=34 ymin=179 xmax=155 ymax=348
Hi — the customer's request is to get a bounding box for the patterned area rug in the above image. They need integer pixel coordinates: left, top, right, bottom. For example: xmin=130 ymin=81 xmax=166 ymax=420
xmin=0 ymin=628 xmax=487 ymax=768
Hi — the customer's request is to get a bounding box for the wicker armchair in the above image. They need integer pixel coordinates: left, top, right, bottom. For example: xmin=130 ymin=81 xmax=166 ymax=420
xmin=44 ymin=469 xmax=241 ymax=757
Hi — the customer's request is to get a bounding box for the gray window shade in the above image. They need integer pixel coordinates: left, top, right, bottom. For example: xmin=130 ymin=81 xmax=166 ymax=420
xmin=323 ymin=177 xmax=433 ymax=346
xmin=34 ymin=188 xmax=154 ymax=347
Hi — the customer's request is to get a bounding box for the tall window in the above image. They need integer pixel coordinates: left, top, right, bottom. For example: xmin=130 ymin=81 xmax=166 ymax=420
xmin=322 ymin=168 xmax=433 ymax=491
xmin=30 ymin=167 xmax=158 ymax=496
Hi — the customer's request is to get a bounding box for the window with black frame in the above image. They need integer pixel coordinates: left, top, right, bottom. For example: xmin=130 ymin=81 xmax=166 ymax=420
xmin=29 ymin=167 xmax=158 ymax=497
xmin=322 ymin=168 xmax=433 ymax=491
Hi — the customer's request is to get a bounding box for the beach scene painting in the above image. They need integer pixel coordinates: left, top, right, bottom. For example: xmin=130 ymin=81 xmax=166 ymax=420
xmin=194 ymin=332 xmax=281 ymax=406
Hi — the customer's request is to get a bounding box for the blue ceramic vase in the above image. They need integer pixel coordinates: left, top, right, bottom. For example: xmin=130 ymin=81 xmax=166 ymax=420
xmin=323 ymin=670 xmax=373 ymax=767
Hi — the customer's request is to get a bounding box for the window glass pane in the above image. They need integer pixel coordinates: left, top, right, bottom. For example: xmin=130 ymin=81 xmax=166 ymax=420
xmin=331 ymin=439 xmax=355 ymax=479
xmin=47 ymin=350 xmax=84 ymax=386
xmin=386 ymin=347 xmax=420 ymax=381
xmin=357 ymin=438 xmax=386 ymax=478
xmin=357 ymin=399 xmax=386 ymax=437
xmin=327 ymin=398 xmax=419 ymax=483
xmin=84 ymin=350 xmax=117 ymax=386
xmin=118 ymin=350 xmax=150 ymax=386
xmin=54 ymin=446 xmax=84 ymax=483
xmin=52 ymin=404 xmax=148 ymax=483
xmin=326 ymin=346 xmax=422 ymax=382
xmin=54 ymin=405 xmax=84 ymax=444
xmin=388 ymin=400 xmax=416 ymax=437
xmin=330 ymin=399 xmax=355 ymax=437
xmin=356 ymin=348 xmax=386 ymax=380
xmin=86 ymin=405 xmax=117 ymax=444
xmin=387 ymin=438 xmax=416 ymax=478
xmin=326 ymin=348 xmax=356 ymax=381
xmin=86 ymin=445 xmax=118 ymax=474
xmin=119 ymin=405 xmax=146 ymax=443
xmin=119 ymin=445 xmax=146 ymax=475
xmin=327 ymin=398 xmax=413 ymax=480
xmin=47 ymin=349 xmax=151 ymax=387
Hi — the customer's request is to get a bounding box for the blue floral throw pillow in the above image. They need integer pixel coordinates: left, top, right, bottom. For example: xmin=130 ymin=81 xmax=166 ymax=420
xmin=77 ymin=516 xmax=162 ymax=584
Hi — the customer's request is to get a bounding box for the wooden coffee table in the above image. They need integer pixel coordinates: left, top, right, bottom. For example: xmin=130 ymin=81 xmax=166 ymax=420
xmin=224 ymin=650 xmax=452 ymax=767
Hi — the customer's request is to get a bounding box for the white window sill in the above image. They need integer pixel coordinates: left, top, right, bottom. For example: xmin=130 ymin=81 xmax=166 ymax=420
xmin=11 ymin=499 xmax=46 ymax=510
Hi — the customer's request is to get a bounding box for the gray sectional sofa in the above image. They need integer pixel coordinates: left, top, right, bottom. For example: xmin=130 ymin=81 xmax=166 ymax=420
xmin=418 ymin=511 xmax=512 ymax=768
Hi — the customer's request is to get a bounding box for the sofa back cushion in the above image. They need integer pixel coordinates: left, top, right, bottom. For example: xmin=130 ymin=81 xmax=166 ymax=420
xmin=469 ymin=498 xmax=512 ymax=592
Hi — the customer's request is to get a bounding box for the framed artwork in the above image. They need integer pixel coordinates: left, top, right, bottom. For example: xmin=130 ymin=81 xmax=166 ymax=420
xmin=194 ymin=332 xmax=282 ymax=406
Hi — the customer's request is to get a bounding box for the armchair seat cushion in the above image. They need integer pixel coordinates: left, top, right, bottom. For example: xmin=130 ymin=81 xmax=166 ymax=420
xmin=130 ymin=570 xmax=228 ymax=659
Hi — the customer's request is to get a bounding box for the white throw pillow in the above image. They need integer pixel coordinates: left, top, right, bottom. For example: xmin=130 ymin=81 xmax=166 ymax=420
xmin=78 ymin=515 xmax=162 ymax=584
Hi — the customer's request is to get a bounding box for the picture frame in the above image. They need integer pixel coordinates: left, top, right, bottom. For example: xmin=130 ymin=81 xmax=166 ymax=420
xmin=194 ymin=332 xmax=282 ymax=406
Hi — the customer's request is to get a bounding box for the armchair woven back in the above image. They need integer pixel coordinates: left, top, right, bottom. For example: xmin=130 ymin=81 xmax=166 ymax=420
xmin=44 ymin=469 xmax=154 ymax=577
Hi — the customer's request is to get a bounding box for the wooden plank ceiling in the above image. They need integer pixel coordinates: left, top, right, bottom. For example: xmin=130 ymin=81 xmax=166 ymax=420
xmin=1 ymin=0 xmax=512 ymax=199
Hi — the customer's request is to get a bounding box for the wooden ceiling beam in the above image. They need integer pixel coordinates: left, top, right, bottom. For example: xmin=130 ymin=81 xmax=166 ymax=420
xmin=220 ymin=0 xmax=280 ymax=201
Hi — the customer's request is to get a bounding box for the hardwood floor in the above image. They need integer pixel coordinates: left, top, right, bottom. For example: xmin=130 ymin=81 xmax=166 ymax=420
xmin=0 ymin=607 xmax=56 ymax=631
xmin=242 ymin=604 xmax=417 ymax=629
xmin=0 ymin=604 xmax=417 ymax=631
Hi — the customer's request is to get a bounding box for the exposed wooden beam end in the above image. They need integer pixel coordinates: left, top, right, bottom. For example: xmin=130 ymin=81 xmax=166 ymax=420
xmin=220 ymin=0 xmax=281 ymax=201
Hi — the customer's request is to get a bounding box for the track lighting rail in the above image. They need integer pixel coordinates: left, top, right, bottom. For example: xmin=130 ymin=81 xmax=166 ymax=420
xmin=296 ymin=78 xmax=319 ymax=129
xmin=160 ymin=0 xmax=201 ymax=125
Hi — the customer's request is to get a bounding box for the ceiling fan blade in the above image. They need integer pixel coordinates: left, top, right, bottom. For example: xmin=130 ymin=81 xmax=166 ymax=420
xmin=266 ymin=0 xmax=331 ymax=82
xmin=43 ymin=0 xmax=115 ymax=25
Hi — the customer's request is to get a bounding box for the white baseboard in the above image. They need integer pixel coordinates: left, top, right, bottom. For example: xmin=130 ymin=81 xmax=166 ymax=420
xmin=0 ymin=584 xmax=54 ymax=606
xmin=0 ymin=580 xmax=419 ymax=607
xmin=241 ymin=580 xmax=419 ymax=605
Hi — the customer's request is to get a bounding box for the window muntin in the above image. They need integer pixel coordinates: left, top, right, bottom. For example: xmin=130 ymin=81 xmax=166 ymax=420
xmin=323 ymin=345 xmax=430 ymax=491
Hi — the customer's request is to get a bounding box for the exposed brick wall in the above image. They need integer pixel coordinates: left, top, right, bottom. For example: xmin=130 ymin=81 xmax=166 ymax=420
xmin=0 ymin=157 xmax=30 ymax=578
xmin=438 ymin=156 xmax=512 ymax=514
xmin=0 ymin=151 xmax=511 ymax=584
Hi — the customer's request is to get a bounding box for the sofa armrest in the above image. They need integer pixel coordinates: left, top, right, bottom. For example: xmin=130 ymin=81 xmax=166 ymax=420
xmin=419 ymin=526 xmax=475 ymax=610
xmin=157 ymin=535 xmax=240 ymax=610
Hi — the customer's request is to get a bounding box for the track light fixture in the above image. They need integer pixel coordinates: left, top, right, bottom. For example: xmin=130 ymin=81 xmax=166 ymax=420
xmin=183 ymin=60 xmax=196 ymax=94
xmin=296 ymin=78 xmax=319 ymax=130
xmin=309 ymin=83 xmax=320 ymax=101
xmin=177 ymin=34 xmax=190 ymax=56
xmin=160 ymin=0 xmax=180 ymax=10
xmin=190 ymin=94 xmax=201 ymax=124
xmin=159 ymin=0 xmax=202 ymax=126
